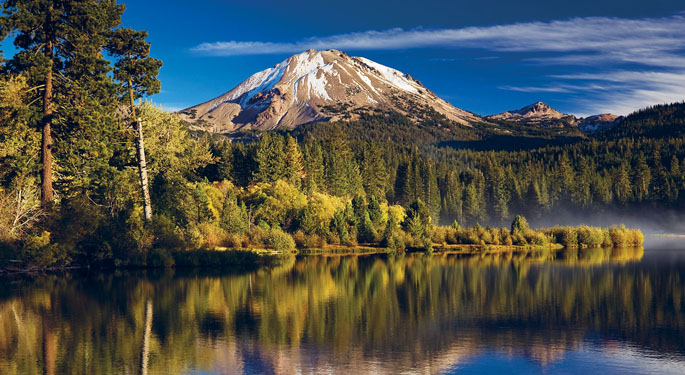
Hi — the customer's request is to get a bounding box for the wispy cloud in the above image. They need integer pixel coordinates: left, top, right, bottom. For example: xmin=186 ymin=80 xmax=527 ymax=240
xmin=192 ymin=15 xmax=685 ymax=64
xmin=557 ymin=71 xmax=685 ymax=116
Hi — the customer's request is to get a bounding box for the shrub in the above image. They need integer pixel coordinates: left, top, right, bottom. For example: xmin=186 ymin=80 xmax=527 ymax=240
xmin=628 ymin=229 xmax=644 ymax=246
xmin=152 ymin=215 xmax=185 ymax=250
xmin=445 ymin=227 xmax=459 ymax=244
xmin=510 ymin=215 xmax=529 ymax=236
xmin=512 ymin=234 xmax=527 ymax=246
xmin=479 ymin=228 xmax=493 ymax=244
xmin=196 ymin=222 xmax=228 ymax=249
xmin=431 ymin=227 xmax=448 ymax=244
xmin=265 ymin=228 xmax=295 ymax=252
xmin=546 ymin=226 xmax=578 ymax=247
xmin=357 ymin=212 xmax=378 ymax=243
xmin=147 ymin=248 xmax=175 ymax=268
xmin=576 ymin=226 xmax=604 ymax=247
xmin=489 ymin=228 xmax=501 ymax=245
xmin=18 ymin=231 xmax=70 ymax=268
xmin=382 ymin=232 xmax=406 ymax=251
xmin=601 ymin=229 xmax=612 ymax=247
xmin=528 ymin=231 xmax=549 ymax=246
xmin=326 ymin=232 xmax=341 ymax=245
xmin=224 ymin=233 xmax=248 ymax=249
xmin=460 ymin=228 xmax=480 ymax=245
xmin=292 ymin=230 xmax=307 ymax=248
xmin=609 ymin=225 xmax=628 ymax=247
xmin=304 ymin=234 xmax=326 ymax=249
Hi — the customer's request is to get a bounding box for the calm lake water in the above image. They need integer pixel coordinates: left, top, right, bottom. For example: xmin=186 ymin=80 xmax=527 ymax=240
xmin=1 ymin=239 xmax=684 ymax=374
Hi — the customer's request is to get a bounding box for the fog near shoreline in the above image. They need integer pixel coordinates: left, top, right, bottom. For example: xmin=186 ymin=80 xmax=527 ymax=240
xmin=524 ymin=207 xmax=685 ymax=236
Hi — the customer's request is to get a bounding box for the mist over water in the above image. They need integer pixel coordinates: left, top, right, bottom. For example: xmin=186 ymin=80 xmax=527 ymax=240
xmin=1 ymin=240 xmax=683 ymax=374
xmin=526 ymin=207 xmax=685 ymax=235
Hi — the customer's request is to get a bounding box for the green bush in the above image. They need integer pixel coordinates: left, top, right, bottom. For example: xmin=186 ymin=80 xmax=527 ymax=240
xmin=304 ymin=233 xmax=326 ymax=249
xmin=431 ymin=226 xmax=448 ymax=244
xmin=152 ymin=215 xmax=185 ymax=250
xmin=546 ymin=226 xmax=578 ymax=247
xmin=147 ymin=248 xmax=175 ymax=268
xmin=609 ymin=225 xmax=628 ymax=247
xmin=528 ymin=231 xmax=549 ymax=246
xmin=265 ymin=228 xmax=295 ymax=252
xmin=576 ymin=226 xmax=604 ymax=247
xmin=628 ymin=229 xmax=644 ymax=246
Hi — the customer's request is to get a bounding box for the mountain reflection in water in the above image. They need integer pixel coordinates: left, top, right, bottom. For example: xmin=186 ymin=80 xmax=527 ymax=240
xmin=1 ymin=246 xmax=684 ymax=374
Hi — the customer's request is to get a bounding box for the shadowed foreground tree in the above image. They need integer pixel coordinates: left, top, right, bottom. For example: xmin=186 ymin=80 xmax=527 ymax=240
xmin=1 ymin=0 xmax=125 ymax=206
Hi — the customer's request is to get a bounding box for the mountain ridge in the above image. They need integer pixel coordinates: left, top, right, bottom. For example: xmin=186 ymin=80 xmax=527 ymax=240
xmin=487 ymin=101 xmax=623 ymax=132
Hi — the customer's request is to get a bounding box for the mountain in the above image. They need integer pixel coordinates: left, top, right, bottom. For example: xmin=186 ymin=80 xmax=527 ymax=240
xmin=577 ymin=113 xmax=624 ymax=132
xmin=487 ymin=101 xmax=570 ymax=123
xmin=487 ymin=101 xmax=622 ymax=132
xmin=486 ymin=101 xmax=577 ymax=127
xmin=179 ymin=49 xmax=481 ymax=133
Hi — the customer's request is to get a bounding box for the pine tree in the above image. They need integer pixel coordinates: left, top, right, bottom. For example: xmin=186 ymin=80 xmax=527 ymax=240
xmin=2 ymin=0 xmax=125 ymax=206
xmin=192 ymin=184 xmax=214 ymax=223
xmin=633 ymin=154 xmax=651 ymax=202
xmin=302 ymin=142 xmax=324 ymax=192
xmin=360 ymin=142 xmax=387 ymax=199
xmin=107 ymin=27 xmax=162 ymax=221
xmin=510 ymin=215 xmax=529 ymax=237
xmin=220 ymin=189 xmax=248 ymax=234
xmin=439 ymin=170 xmax=462 ymax=224
xmin=490 ymin=162 xmax=510 ymax=224
xmin=323 ymin=126 xmax=361 ymax=196
xmin=367 ymin=195 xmax=382 ymax=226
xmin=402 ymin=199 xmax=432 ymax=251
xmin=423 ymin=161 xmax=441 ymax=224
xmin=331 ymin=209 xmax=350 ymax=244
xmin=284 ymin=135 xmax=303 ymax=188
xmin=253 ymin=133 xmax=286 ymax=183
xmin=614 ymin=162 xmax=632 ymax=204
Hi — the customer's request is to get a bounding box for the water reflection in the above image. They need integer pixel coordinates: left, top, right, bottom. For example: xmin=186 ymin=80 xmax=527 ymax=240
xmin=0 ymin=246 xmax=684 ymax=374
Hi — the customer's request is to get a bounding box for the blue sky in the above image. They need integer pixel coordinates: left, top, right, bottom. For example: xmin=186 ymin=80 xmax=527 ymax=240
xmin=118 ymin=0 xmax=685 ymax=116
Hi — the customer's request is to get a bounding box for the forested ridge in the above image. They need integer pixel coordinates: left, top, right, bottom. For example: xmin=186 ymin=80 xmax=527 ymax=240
xmin=0 ymin=2 xmax=676 ymax=270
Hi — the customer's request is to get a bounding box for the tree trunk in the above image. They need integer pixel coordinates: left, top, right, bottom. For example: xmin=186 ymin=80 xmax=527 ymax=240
xmin=41 ymin=41 xmax=54 ymax=206
xmin=129 ymin=81 xmax=152 ymax=221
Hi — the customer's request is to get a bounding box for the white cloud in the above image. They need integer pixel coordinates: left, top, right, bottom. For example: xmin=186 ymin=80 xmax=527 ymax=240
xmin=192 ymin=15 xmax=685 ymax=66
xmin=558 ymin=71 xmax=685 ymax=116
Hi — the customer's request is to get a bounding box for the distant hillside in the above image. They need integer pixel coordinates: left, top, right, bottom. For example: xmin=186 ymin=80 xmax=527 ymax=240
xmin=487 ymin=101 xmax=623 ymax=133
xmin=606 ymin=102 xmax=685 ymax=138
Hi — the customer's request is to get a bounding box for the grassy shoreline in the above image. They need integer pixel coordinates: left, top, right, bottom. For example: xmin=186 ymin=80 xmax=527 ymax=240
xmin=0 ymin=222 xmax=646 ymax=275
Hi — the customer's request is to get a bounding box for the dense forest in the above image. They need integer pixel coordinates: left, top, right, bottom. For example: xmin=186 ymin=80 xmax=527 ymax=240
xmin=0 ymin=1 xmax=674 ymax=269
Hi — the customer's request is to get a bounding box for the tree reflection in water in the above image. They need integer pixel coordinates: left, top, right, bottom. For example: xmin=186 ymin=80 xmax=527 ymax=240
xmin=0 ymin=246 xmax=684 ymax=374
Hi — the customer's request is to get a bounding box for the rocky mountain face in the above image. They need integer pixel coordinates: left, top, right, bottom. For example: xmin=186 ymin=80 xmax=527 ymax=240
xmin=487 ymin=101 xmax=572 ymax=124
xmin=487 ymin=102 xmax=623 ymax=132
xmin=179 ymin=49 xmax=481 ymax=133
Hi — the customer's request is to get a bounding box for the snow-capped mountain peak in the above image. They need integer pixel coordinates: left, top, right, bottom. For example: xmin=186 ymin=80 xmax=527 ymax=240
xmin=180 ymin=49 xmax=480 ymax=133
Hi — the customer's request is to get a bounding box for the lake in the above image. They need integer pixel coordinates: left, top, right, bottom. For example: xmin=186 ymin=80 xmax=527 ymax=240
xmin=1 ymin=238 xmax=684 ymax=374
